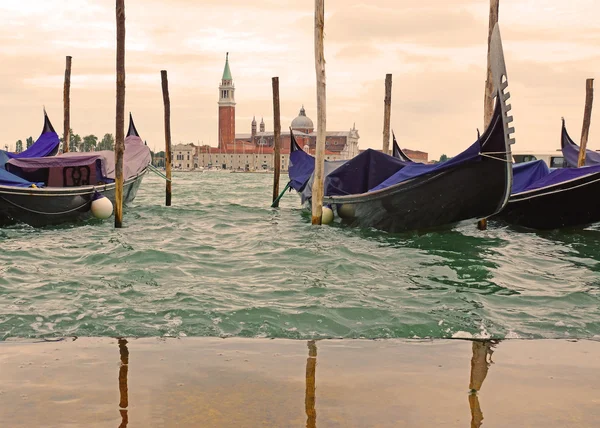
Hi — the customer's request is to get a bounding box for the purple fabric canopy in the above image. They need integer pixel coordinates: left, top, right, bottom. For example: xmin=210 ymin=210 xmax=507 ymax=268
xmin=6 ymin=131 xmax=60 ymax=160
xmin=512 ymin=159 xmax=600 ymax=194
xmin=0 ymin=168 xmax=43 ymax=188
xmin=5 ymin=135 xmax=151 ymax=186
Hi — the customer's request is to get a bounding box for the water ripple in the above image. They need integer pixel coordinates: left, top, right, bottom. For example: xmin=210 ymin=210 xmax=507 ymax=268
xmin=1 ymin=172 xmax=600 ymax=340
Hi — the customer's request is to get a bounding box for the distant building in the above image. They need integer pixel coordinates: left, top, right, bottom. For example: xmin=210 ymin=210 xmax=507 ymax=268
xmin=177 ymin=54 xmax=360 ymax=171
xmin=173 ymin=143 xmax=196 ymax=170
xmin=403 ymin=149 xmax=428 ymax=163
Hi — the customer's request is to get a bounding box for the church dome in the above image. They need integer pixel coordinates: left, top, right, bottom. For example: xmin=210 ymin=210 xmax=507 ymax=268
xmin=291 ymin=106 xmax=314 ymax=131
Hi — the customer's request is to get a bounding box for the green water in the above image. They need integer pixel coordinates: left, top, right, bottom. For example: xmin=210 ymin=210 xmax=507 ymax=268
xmin=1 ymin=172 xmax=600 ymax=340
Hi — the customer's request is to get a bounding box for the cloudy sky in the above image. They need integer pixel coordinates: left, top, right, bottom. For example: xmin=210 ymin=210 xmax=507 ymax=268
xmin=0 ymin=0 xmax=599 ymax=159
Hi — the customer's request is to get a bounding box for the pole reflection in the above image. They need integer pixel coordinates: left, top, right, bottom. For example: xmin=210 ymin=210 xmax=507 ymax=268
xmin=118 ymin=338 xmax=129 ymax=428
xmin=468 ymin=340 xmax=498 ymax=428
xmin=305 ymin=340 xmax=317 ymax=428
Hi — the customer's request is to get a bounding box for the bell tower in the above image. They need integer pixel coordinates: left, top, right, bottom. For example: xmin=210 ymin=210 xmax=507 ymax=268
xmin=218 ymin=52 xmax=235 ymax=150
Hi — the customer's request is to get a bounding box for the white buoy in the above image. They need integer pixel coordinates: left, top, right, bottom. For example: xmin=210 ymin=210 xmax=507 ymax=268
xmin=91 ymin=194 xmax=113 ymax=219
xmin=321 ymin=206 xmax=334 ymax=225
xmin=337 ymin=204 xmax=355 ymax=219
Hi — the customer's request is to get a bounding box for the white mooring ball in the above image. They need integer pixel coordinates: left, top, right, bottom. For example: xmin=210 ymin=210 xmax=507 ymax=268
xmin=91 ymin=195 xmax=114 ymax=219
xmin=321 ymin=206 xmax=334 ymax=225
xmin=337 ymin=203 xmax=355 ymax=219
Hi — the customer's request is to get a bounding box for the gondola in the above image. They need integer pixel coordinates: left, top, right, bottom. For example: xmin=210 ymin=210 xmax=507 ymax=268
xmin=0 ymin=114 xmax=150 ymax=227
xmin=493 ymin=120 xmax=600 ymax=229
xmin=391 ymin=132 xmax=415 ymax=163
xmin=287 ymin=26 xmax=514 ymax=233
xmin=560 ymin=118 xmax=600 ymax=167
xmin=0 ymin=109 xmax=60 ymax=167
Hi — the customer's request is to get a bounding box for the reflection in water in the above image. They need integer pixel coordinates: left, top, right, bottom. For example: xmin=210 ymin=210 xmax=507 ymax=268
xmin=468 ymin=340 xmax=498 ymax=428
xmin=305 ymin=340 xmax=317 ymax=428
xmin=118 ymin=338 xmax=129 ymax=428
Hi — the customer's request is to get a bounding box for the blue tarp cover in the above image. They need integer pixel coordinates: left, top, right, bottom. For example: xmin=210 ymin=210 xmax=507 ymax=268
xmin=288 ymin=146 xmax=315 ymax=191
xmin=0 ymin=168 xmax=43 ymax=187
xmin=0 ymin=130 xmax=58 ymax=187
xmin=512 ymin=159 xmax=600 ymax=194
xmin=289 ymin=141 xmax=482 ymax=197
xmin=5 ymin=131 xmax=60 ymax=160
xmin=324 ymin=149 xmax=406 ymax=196
xmin=369 ymin=141 xmax=481 ymax=193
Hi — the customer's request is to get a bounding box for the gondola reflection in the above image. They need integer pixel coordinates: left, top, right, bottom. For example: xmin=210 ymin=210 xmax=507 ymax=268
xmin=118 ymin=338 xmax=129 ymax=428
xmin=305 ymin=340 xmax=317 ymax=428
xmin=469 ymin=340 xmax=498 ymax=427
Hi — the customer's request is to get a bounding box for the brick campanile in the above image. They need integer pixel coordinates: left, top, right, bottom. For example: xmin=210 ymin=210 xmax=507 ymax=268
xmin=218 ymin=52 xmax=235 ymax=150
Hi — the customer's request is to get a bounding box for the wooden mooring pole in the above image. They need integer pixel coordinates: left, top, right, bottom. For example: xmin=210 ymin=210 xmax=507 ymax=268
xmin=383 ymin=74 xmax=392 ymax=155
xmin=161 ymin=70 xmax=173 ymax=206
xmin=272 ymin=77 xmax=282 ymax=207
xmin=63 ymin=56 xmax=72 ymax=153
xmin=312 ymin=0 xmax=326 ymax=225
xmin=478 ymin=0 xmax=499 ymax=231
xmin=578 ymin=78 xmax=594 ymax=167
xmin=114 ymin=0 xmax=126 ymax=228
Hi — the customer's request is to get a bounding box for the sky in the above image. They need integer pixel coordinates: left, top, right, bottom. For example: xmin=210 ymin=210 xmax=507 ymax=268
xmin=0 ymin=0 xmax=599 ymax=159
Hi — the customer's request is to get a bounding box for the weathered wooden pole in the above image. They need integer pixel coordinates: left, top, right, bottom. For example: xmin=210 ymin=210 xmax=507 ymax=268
xmin=114 ymin=0 xmax=126 ymax=228
xmin=63 ymin=56 xmax=72 ymax=153
xmin=305 ymin=340 xmax=317 ymax=428
xmin=578 ymin=78 xmax=594 ymax=167
xmin=478 ymin=0 xmax=499 ymax=231
xmin=383 ymin=74 xmax=392 ymax=154
xmin=161 ymin=70 xmax=172 ymax=206
xmin=118 ymin=338 xmax=129 ymax=428
xmin=272 ymin=77 xmax=282 ymax=206
xmin=312 ymin=0 xmax=326 ymax=225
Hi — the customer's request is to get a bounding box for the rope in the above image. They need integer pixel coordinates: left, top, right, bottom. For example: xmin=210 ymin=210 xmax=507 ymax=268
xmin=0 ymin=193 xmax=92 ymax=215
xmin=479 ymin=152 xmax=513 ymax=163
xmin=271 ymin=182 xmax=291 ymax=207
xmin=148 ymin=164 xmax=171 ymax=181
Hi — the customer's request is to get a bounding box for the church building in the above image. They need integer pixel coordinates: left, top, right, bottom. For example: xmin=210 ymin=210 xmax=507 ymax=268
xmin=195 ymin=54 xmax=361 ymax=171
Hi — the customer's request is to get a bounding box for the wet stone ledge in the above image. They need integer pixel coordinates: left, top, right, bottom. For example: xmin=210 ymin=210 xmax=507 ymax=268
xmin=0 ymin=338 xmax=599 ymax=427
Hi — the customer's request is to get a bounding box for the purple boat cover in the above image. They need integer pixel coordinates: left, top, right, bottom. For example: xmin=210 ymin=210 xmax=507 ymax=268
xmin=0 ymin=168 xmax=44 ymax=187
xmin=5 ymin=131 xmax=60 ymax=160
xmin=6 ymin=135 xmax=151 ymax=185
xmin=512 ymin=159 xmax=600 ymax=194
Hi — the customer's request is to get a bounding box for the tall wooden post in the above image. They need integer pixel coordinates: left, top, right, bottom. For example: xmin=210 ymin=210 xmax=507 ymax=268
xmin=272 ymin=77 xmax=282 ymax=206
xmin=578 ymin=78 xmax=594 ymax=167
xmin=383 ymin=74 xmax=392 ymax=155
xmin=478 ymin=0 xmax=499 ymax=231
xmin=161 ymin=70 xmax=172 ymax=206
xmin=63 ymin=56 xmax=72 ymax=153
xmin=114 ymin=0 xmax=126 ymax=228
xmin=305 ymin=340 xmax=317 ymax=428
xmin=312 ymin=0 xmax=326 ymax=225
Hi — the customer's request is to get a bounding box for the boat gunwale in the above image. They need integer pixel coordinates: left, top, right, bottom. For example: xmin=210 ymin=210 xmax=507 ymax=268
xmin=0 ymin=168 xmax=148 ymax=197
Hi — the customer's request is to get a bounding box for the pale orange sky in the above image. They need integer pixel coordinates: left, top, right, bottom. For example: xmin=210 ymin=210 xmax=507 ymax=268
xmin=0 ymin=0 xmax=599 ymax=159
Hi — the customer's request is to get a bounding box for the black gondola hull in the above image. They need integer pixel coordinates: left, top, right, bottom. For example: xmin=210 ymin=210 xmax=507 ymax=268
xmin=0 ymin=170 xmax=147 ymax=227
xmin=494 ymin=172 xmax=600 ymax=229
xmin=323 ymin=153 xmax=509 ymax=233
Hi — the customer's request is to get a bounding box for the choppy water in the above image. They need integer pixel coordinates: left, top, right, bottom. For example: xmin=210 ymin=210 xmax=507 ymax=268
xmin=1 ymin=172 xmax=600 ymax=341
